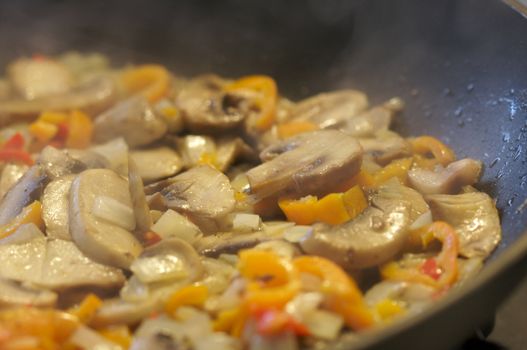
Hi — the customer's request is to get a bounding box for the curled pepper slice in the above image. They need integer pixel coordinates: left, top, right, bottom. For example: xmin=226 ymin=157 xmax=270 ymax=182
xmin=224 ymin=75 xmax=278 ymax=131
xmin=121 ymin=64 xmax=171 ymax=103
xmin=380 ymin=221 xmax=459 ymax=290
xmin=293 ymin=256 xmax=374 ymax=331
xmin=238 ymin=249 xmax=300 ymax=311
xmin=410 ymin=136 xmax=455 ymax=166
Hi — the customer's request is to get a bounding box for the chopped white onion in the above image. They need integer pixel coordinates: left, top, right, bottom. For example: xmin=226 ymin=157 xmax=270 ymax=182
xmin=218 ymin=253 xmax=239 ymax=266
xmin=303 ymin=310 xmax=344 ymax=340
xmin=130 ymin=254 xmax=188 ymax=284
xmin=364 ymin=280 xmax=407 ymax=307
xmin=120 ymin=275 xmax=150 ymax=302
xmin=151 ymin=209 xmax=201 ymax=243
xmin=92 ymin=196 xmax=135 ymax=231
xmin=285 ymin=292 xmax=323 ymax=320
xmin=0 ymin=223 xmax=44 ymax=245
xmin=254 ymin=240 xmax=297 ymax=259
xmin=232 ymin=213 xmax=262 ymax=233
xmin=91 ymin=137 xmax=129 ymax=175
xmin=283 ymin=225 xmax=313 ymax=243
xmin=249 ymin=331 xmax=298 ymax=350
xmin=69 ymin=325 xmax=123 ymax=350
xmin=409 ymin=211 xmax=433 ymax=230
xmin=194 ymin=333 xmax=241 ymax=350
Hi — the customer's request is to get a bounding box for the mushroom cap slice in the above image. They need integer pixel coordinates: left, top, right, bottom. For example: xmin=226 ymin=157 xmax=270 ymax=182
xmin=69 ymin=169 xmax=143 ymax=269
xmin=0 ymin=277 xmax=57 ymax=307
xmin=289 ymin=90 xmax=369 ymax=128
xmin=176 ymin=75 xmax=245 ymax=133
xmin=160 ymin=165 xmax=235 ymax=233
xmin=246 ymin=130 xmax=363 ymax=200
xmin=408 ymin=158 xmax=482 ymax=195
xmin=376 ymin=179 xmax=429 ymax=223
xmin=129 ymin=147 xmax=183 ymax=183
xmin=94 ymin=96 xmax=167 ymax=147
xmin=42 ymin=175 xmax=75 ymax=241
xmin=300 ymin=199 xmax=411 ymax=270
xmin=427 ymin=192 xmax=500 ymax=258
xmin=0 ymin=236 xmax=125 ymax=290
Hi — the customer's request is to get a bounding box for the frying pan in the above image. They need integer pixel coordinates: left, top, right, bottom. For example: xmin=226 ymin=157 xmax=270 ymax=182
xmin=1 ymin=0 xmax=526 ymax=349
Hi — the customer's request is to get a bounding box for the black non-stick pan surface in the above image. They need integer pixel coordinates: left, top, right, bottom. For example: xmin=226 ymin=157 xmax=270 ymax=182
xmin=0 ymin=0 xmax=526 ymax=349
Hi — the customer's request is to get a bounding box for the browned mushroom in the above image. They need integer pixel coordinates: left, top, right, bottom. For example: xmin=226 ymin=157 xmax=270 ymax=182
xmin=69 ymin=169 xmax=143 ymax=269
xmin=246 ymin=130 xmax=363 ymax=201
xmin=42 ymin=175 xmax=75 ymax=240
xmin=408 ymin=158 xmax=483 ymax=195
xmin=94 ymin=96 xmax=168 ymax=147
xmin=129 ymin=147 xmax=183 ymax=183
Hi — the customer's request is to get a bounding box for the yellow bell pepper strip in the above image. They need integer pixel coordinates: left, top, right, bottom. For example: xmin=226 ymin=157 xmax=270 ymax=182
xmin=68 ymin=293 xmax=103 ymax=323
xmin=372 ymin=157 xmax=414 ymax=186
xmin=165 ymin=284 xmax=209 ymax=315
xmin=380 ymin=221 xmax=460 ymax=290
xmin=333 ymin=169 xmax=376 ymax=193
xmin=66 ymin=110 xmax=93 ymax=149
xmin=39 ymin=111 xmax=69 ymax=124
xmin=412 ymin=154 xmax=439 ymax=170
xmin=238 ymin=249 xmax=301 ymax=311
xmin=410 ymin=136 xmax=455 ymax=166
xmin=293 ymin=256 xmax=374 ymax=331
xmin=278 ymin=185 xmax=367 ymax=226
xmin=98 ymin=326 xmax=132 ymax=349
xmin=374 ymin=298 xmax=406 ymax=322
xmin=29 ymin=120 xmax=59 ymax=143
xmin=0 ymin=307 xmax=79 ymax=350
xmin=0 ymin=133 xmax=34 ymax=165
xmin=255 ymin=309 xmax=310 ymax=336
xmin=0 ymin=201 xmax=44 ymax=240
xmin=224 ymin=75 xmax=278 ymax=131
xmin=277 ymin=121 xmax=319 ymax=139
xmin=121 ymin=64 xmax=171 ymax=103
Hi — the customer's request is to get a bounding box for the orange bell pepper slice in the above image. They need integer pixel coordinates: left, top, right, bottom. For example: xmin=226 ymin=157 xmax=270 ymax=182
xmin=380 ymin=221 xmax=459 ymax=290
xmin=165 ymin=284 xmax=208 ymax=315
xmin=66 ymin=110 xmax=93 ymax=149
xmin=224 ymin=75 xmax=278 ymax=131
xmin=68 ymin=293 xmax=102 ymax=323
xmin=121 ymin=64 xmax=171 ymax=103
xmin=410 ymin=136 xmax=455 ymax=166
xmin=277 ymin=121 xmax=319 ymax=139
xmin=278 ymin=186 xmax=367 ymax=226
xmin=238 ymin=250 xmax=300 ymax=310
xmin=372 ymin=157 xmax=414 ymax=186
xmin=293 ymin=256 xmax=374 ymax=331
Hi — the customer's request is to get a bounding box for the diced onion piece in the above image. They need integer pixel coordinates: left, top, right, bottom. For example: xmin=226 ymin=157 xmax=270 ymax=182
xmin=409 ymin=211 xmax=433 ymax=230
xmin=232 ymin=213 xmax=262 ymax=233
xmin=219 ymin=254 xmax=239 ymax=266
xmin=303 ymin=310 xmax=344 ymax=340
xmin=283 ymin=225 xmax=313 ymax=243
xmin=91 ymin=138 xmax=129 ymax=175
xmin=120 ymin=276 xmax=150 ymax=302
xmin=151 ymin=209 xmax=201 ymax=243
xmin=130 ymin=254 xmax=188 ymax=284
xmin=249 ymin=331 xmax=298 ymax=350
xmin=93 ymin=196 xmax=135 ymax=231
xmin=194 ymin=333 xmax=241 ymax=350
xmin=0 ymin=223 xmax=44 ymax=245
xmin=285 ymin=292 xmax=323 ymax=320
xmin=69 ymin=325 xmax=123 ymax=350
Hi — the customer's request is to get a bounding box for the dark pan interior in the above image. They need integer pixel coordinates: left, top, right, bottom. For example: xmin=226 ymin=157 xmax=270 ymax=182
xmin=0 ymin=0 xmax=526 ymax=349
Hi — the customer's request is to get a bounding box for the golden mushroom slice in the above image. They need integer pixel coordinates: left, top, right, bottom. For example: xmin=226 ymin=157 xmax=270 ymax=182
xmin=69 ymin=168 xmax=143 ymax=269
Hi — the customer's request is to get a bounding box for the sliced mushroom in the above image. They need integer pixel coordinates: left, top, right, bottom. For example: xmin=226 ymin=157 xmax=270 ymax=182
xmin=130 ymin=238 xmax=204 ymax=284
xmin=38 ymin=146 xmax=86 ymax=180
xmin=337 ymin=105 xmax=393 ymax=137
xmin=408 ymin=158 xmax=482 ymax=195
xmin=128 ymin=156 xmax=152 ymax=235
xmin=94 ymin=96 xmax=167 ymax=147
xmin=175 ymin=135 xmax=255 ymax=172
xmin=159 ymin=165 xmax=235 ymax=233
xmin=0 ymin=277 xmax=58 ymax=307
xmin=65 ymin=149 xmax=111 ymax=169
xmin=0 ymin=165 xmax=47 ymax=226
xmin=92 ymin=297 xmax=160 ymax=328
xmin=289 ymin=90 xmax=369 ymax=128
xmin=0 ymin=163 xmax=28 ymax=199
xmin=246 ymin=130 xmax=363 ymax=200
xmin=69 ymin=169 xmax=143 ymax=269
xmin=176 ymin=75 xmax=246 ymax=133
xmin=0 ymin=76 xmax=116 ymax=119
xmin=427 ymin=192 xmax=500 ymax=258
xmin=0 ymin=235 xmax=125 ymax=290
xmin=376 ymin=179 xmax=429 ymax=223
xmin=358 ymin=130 xmax=411 ymax=165
xmin=129 ymin=147 xmax=183 ymax=183
xmin=42 ymin=175 xmax=75 ymax=240
xmin=300 ymin=197 xmax=411 ymax=269
xmin=8 ymin=57 xmax=74 ymax=100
